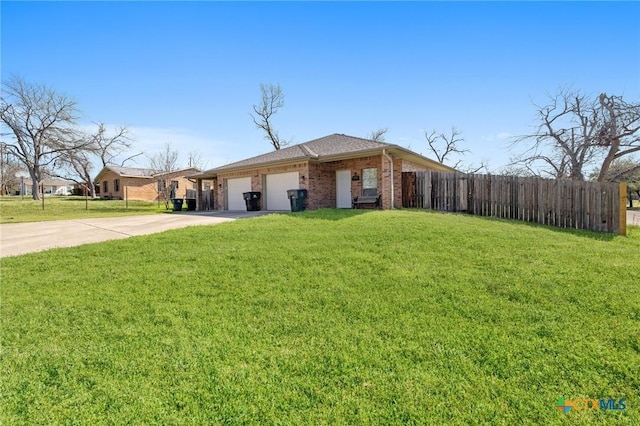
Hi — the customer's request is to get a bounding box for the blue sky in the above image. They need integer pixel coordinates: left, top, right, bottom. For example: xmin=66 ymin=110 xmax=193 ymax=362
xmin=2 ymin=1 xmax=639 ymax=172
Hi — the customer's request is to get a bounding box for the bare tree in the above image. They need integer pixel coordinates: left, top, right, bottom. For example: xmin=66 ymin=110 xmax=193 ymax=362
xmin=54 ymin=148 xmax=95 ymax=197
xmin=250 ymin=83 xmax=289 ymax=150
xmin=589 ymin=157 xmax=640 ymax=207
xmin=510 ymin=89 xmax=640 ymax=181
xmin=368 ymin=128 xmax=388 ymax=142
xmin=187 ymin=150 xmax=207 ymax=170
xmin=92 ymin=123 xmax=140 ymax=168
xmin=0 ymin=142 xmax=24 ymax=195
xmin=423 ymin=127 xmax=487 ymax=173
xmin=594 ymin=93 xmax=640 ymax=181
xmin=498 ymin=163 xmax=536 ymax=177
xmin=149 ymin=142 xmax=180 ymax=209
xmin=0 ymin=77 xmax=90 ymax=199
xmin=424 ymin=126 xmax=468 ymax=167
xmin=464 ymin=160 xmax=490 ymax=174
xmin=53 ymin=123 xmax=139 ymax=198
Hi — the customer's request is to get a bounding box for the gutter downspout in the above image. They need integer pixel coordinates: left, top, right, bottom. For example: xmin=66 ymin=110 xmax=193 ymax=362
xmin=382 ymin=149 xmax=394 ymax=209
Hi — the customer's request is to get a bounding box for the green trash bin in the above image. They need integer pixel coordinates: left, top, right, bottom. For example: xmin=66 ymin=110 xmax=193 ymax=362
xmin=172 ymin=198 xmax=184 ymax=211
xmin=287 ymin=189 xmax=308 ymax=212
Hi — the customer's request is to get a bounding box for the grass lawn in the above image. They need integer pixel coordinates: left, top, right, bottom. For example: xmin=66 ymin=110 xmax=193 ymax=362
xmin=0 ymin=196 xmax=168 ymax=223
xmin=1 ymin=210 xmax=638 ymax=424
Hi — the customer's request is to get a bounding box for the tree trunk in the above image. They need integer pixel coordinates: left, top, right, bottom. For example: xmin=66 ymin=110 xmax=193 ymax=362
xmin=596 ymin=94 xmax=622 ymax=182
xmin=29 ymin=169 xmax=40 ymax=200
xmin=86 ymin=176 xmax=97 ymax=198
xmin=597 ymin=146 xmax=619 ymax=182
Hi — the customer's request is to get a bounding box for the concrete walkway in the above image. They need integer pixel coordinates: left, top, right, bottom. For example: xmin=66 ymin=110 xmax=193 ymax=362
xmin=0 ymin=211 xmax=274 ymax=258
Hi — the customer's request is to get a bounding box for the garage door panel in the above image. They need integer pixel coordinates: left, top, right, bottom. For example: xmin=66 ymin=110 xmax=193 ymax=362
xmin=227 ymin=177 xmax=251 ymax=210
xmin=266 ymin=172 xmax=299 ymax=211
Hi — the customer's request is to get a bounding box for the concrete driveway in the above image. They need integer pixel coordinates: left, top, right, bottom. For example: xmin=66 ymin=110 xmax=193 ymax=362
xmin=0 ymin=211 xmax=274 ymax=258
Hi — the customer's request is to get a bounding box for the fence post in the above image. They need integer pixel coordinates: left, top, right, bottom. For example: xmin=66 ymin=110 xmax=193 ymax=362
xmin=619 ymin=182 xmax=627 ymax=236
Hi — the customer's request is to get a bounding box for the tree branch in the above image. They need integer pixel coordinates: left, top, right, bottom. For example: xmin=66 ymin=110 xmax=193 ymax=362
xmin=250 ymin=83 xmax=289 ymax=150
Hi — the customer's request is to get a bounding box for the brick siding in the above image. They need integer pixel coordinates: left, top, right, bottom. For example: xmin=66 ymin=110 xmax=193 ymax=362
xmin=216 ymin=163 xmax=309 ymax=210
xmin=208 ymin=156 xmax=434 ymax=211
xmin=99 ymin=170 xmax=197 ymax=201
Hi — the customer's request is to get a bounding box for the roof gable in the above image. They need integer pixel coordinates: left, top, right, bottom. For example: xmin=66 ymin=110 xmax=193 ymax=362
xmin=303 ymin=134 xmax=391 ymax=156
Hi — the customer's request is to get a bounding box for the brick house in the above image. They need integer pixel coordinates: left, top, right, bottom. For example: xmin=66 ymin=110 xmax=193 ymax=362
xmin=94 ymin=165 xmax=201 ymax=201
xmin=191 ymin=134 xmax=455 ymax=211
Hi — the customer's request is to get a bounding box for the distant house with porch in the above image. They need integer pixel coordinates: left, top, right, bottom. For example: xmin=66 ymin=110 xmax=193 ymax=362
xmin=191 ymin=133 xmax=454 ymax=211
xmin=94 ymin=166 xmax=202 ymax=201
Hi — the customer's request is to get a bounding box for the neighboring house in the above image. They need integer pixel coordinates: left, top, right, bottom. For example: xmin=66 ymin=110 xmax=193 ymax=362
xmin=19 ymin=178 xmax=75 ymax=196
xmin=191 ymin=133 xmax=455 ymax=211
xmin=94 ymin=166 xmax=202 ymax=201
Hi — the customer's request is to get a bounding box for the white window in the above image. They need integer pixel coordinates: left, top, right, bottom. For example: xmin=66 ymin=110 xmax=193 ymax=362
xmin=362 ymin=168 xmax=378 ymax=190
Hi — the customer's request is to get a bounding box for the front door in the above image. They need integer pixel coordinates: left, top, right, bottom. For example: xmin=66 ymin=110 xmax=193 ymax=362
xmin=336 ymin=170 xmax=352 ymax=208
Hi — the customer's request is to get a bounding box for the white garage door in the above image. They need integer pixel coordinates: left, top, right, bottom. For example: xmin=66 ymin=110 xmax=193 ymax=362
xmin=266 ymin=171 xmax=299 ymax=211
xmin=226 ymin=177 xmax=251 ymax=210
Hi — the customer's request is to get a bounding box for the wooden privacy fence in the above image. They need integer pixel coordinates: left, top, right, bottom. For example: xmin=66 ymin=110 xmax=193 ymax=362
xmin=186 ymin=189 xmax=215 ymax=210
xmin=402 ymin=172 xmax=627 ymax=235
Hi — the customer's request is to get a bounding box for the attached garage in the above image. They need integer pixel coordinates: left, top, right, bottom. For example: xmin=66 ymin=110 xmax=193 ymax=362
xmin=265 ymin=171 xmax=299 ymax=211
xmin=226 ymin=177 xmax=251 ymax=210
xmin=190 ymin=134 xmax=456 ymax=213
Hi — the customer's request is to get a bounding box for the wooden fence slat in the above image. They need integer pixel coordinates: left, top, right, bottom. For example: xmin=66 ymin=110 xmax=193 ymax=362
xmin=619 ymin=182 xmax=627 ymax=236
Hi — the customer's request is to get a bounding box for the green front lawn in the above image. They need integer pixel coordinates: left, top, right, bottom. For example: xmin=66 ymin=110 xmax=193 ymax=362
xmin=0 ymin=196 xmax=167 ymax=223
xmin=1 ymin=210 xmax=638 ymax=424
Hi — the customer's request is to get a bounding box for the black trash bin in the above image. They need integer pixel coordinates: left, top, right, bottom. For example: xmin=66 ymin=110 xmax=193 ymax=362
xmin=287 ymin=189 xmax=308 ymax=212
xmin=172 ymin=198 xmax=184 ymax=211
xmin=186 ymin=199 xmax=196 ymax=211
xmin=242 ymin=191 xmax=262 ymax=211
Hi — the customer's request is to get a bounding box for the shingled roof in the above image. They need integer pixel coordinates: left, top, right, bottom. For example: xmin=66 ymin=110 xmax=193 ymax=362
xmin=104 ymin=165 xmax=156 ymax=178
xmin=95 ymin=165 xmax=201 ymax=182
xmin=196 ymin=133 xmax=447 ymax=177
